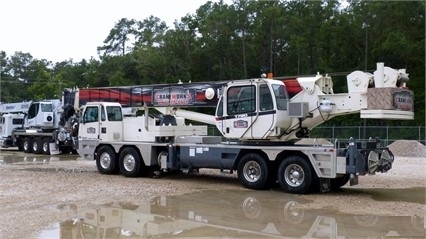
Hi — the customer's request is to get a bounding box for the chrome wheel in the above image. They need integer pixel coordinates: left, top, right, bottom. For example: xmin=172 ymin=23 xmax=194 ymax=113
xmin=237 ymin=153 xmax=269 ymax=190
xmin=243 ymin=160 xmax=262 ymax=183
xmin=32 ymin=140 xmax=39 ymax=152
xmin=100 ymin=152 xmax=112 ymax=169
xmin=284 ymin=163 xmax=305 ymax=187
xmin=123 ymin=154 xmax=136 ymax=172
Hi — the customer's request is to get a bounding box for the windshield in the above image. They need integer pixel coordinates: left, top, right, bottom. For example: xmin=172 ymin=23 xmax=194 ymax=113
xmin=272 ymin=84 xmax=289 ymax=110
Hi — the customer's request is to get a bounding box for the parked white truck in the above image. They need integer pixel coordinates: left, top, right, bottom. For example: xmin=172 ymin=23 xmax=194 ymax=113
xmin=75 ymin=63 xmax=414 ymax=194
xmin=0 ymin=98 xmax=78 ymax=154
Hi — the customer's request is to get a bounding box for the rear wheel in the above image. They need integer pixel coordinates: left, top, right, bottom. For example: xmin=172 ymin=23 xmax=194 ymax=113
xmin=32 ymin=138 xmax=43 ymax=154
xmin=42 ymin=139 xmax=51 ymax=155
xmin=17 ymin=140 xmax=24 ymax=151
xmin=23 ymin=138 xmax=33 ymax=153
xmin=278 ymin=156 xmax=314 ymax=194
xmin=237 ymin=153 xmax=269 ymax=190
xmin=96 ymin=146 xmax=118 ymax=174
xmin=119 ymin=147 xmax=143 ymax=177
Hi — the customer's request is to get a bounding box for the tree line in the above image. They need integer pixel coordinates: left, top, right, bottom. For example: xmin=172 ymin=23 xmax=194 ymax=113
xmin=0 ymin=0 xmax=424 ymax=126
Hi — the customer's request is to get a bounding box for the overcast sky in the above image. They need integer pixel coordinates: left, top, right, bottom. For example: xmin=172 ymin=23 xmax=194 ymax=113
xmin=0 ymin=0 xmax=223 ymax=63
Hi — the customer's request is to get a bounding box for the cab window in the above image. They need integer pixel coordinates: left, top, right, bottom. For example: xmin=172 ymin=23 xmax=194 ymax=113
xmin=259 ymin=84 xmax=273 ymax=111
xmin=27 ymin=104 xmax=38 ymax=119
xmin=107 ymin=106 xmax=123 ymax=121
xmin=83 ymin=106 xmax=98 ymax=123
xmin=227 ymin=85 xmax=255 ymax=115
xmin=40 ymin=103 xmax=53 ymax=112
xmin=272 ymin=84 xmax=289 ymax=110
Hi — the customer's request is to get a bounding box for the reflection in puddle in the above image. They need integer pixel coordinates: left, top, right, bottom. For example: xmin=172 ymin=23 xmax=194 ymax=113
xmin=0 ymin=155 xmax=61 ymax=165
xmin=41 ymin=190 xmax=424 ymax=238
xmin=0 ymin=154 xmax=89 ymax=173
xmin=0 ymin=154 xmax=78 ymax=164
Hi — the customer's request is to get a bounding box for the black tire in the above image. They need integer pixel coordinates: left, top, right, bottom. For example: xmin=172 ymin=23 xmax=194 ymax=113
xmin=60 ymin=146 xmax=71 ymax=154
xmin=17 ymin=140 xmax=24 ymax=151
xmin=237 ymin=153 xmax=269 ymax=190
xmin=32 ymin=138 xmax=43 ymax=154
xmin=96 ymin=146 xmax=118 ymax=174
xmin=331 ymin=174 xmax=350 ymax=190
xmin=42 ymin=138 xmax=51 ymax=155
xmin=23 ymin=138 xmax=33 ymax=153
xmin=278 ymin=156 xmax=314 ymax=194
xmin=119 ymin=147 xmax=143 ymax=177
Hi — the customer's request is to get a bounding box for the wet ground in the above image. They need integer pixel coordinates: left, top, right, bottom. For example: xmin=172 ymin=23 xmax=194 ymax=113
xmin=0 ymin=149 xmax=425 ymax=238
xmin=39 ymin=190 xmax=424 ymax=238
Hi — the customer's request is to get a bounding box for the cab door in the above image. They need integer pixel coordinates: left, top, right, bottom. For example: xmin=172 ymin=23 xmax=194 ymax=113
xmin=101 ymin=105 xmax=123 ymax=141
xmin=80 ymin=105 xmax=100 ymax=141
xmin=215 ymin=81 xmax=280 ymax=140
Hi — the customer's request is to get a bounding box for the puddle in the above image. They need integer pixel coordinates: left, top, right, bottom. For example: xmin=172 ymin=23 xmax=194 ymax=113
xmin=346 ymin=187 xmax=426 ymax=204
xmin=0 ymin=154 xmax=77 ymax=165
xmin=0 ymin=155 xmax=60 ymax=165
xmin=0 ymin=154 xmax=91 ymax=173
xmin=39 ymin=190 xmax=424 ymax=238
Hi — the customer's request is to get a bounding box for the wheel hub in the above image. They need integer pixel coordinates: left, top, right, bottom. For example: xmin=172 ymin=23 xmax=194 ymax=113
xmin=291 ymin=171 xmax=301 ymax=180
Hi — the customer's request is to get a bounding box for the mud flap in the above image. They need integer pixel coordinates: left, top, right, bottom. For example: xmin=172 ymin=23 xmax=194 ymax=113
xmin=350 ymin=174 xmax=359 ymax=186
xmin=49 ymin=143 xmax=60 ymax=155
xmin=320 ymin=178 xmax=331 ymax=193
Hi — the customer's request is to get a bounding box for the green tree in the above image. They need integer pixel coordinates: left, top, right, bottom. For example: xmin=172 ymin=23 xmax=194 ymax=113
xmin=97 ymin=18 xmax=138 ymax=57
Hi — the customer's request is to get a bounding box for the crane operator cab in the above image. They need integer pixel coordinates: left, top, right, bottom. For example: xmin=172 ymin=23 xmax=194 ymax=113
xmin=25 ymin=100 xmax=61 ymax=129
xmin=215 ymin=78 xmax=292 ymax=140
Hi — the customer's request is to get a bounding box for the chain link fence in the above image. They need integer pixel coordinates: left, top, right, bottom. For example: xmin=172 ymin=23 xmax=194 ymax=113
xmin=310 ymin=126 xmax=425 ymax=146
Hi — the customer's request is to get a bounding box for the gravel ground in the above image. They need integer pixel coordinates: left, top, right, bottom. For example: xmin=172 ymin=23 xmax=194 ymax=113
xmin=0 ymin=140 xmax=424 ymax=238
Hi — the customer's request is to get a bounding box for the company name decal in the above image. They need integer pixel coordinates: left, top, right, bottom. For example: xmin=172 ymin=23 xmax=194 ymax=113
xmin=393 ymin=91 xmax=413 ymax=111
xmin=233 ymin=120 xmax=248 ymax=128
xmin=153 ymin=87 xmax=195 ymax=106
xmin=87 ymin=127 xmax=96 ymax=134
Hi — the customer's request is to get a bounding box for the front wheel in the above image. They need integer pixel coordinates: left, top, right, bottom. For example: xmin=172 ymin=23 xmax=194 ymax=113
xmin=119 ymin=147 xmax=143 ymax=177
xmin=278 ymin=156 xmax=314 ymax=194
xmin=237 ymin=153 xmax=269 ymax=190
xmin=96 ymin=146 xmax=118 ymax=174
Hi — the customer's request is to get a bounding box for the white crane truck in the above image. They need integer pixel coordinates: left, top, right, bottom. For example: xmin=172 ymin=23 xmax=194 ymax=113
xmin=0 ymin=98 xmax=79 ymax=154
xmin=78 ymin=63 xmax=415 ymax=193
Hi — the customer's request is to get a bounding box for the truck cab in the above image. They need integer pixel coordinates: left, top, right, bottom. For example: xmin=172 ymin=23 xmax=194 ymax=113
xmin=0 ymin=113 xmax=24 ymax=147
xmin=25 ymin=99 xmax=62 ymax=129
xmin=215 ymin=78 xmax=292 ymax=140
xmin=79 ymin=102 xmax=124 ymax=142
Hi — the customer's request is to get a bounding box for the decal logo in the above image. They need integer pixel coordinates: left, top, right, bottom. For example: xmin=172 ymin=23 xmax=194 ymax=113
xmin=393 ymin=91 xmax=413 ymax=111
xmin=87 ymin=127 xmax=96 ymax=134
xmin=233 ymin=120 xmax=248 ymax=128
xmin=153 ymin=87 xmax=195 ymax=106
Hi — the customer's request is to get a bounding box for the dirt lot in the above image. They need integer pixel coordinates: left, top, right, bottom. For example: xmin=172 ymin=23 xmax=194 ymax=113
xmin=0 ymin=140 xmax=425 ymax=238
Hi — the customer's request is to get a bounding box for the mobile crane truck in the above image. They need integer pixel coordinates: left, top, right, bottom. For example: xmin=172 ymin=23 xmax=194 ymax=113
xmin=0 ymin=99 xmax=80 ymax=154
xmin=75 ymin=62 xmax=413 ymax=194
